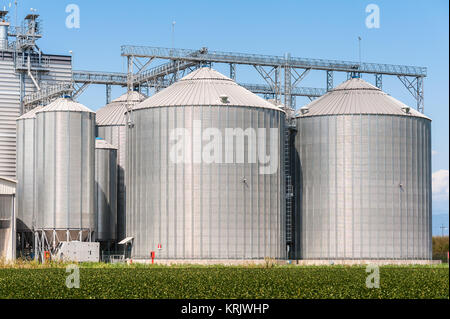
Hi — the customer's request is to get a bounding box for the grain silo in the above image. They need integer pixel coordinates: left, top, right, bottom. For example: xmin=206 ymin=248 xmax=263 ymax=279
xmin=127 ymin=67 xmax=286 ymax=260
xmin=293 ymin=77 xmax=432 ymax=260
xmin=1 ymin=11 xmax=73 ymax=180
xmin=95 ymin=137 xmax=118 ymax=244
xmin=96 ymin=91 xmax=146 ymax=242
xmin=34 ymin=98 xmax=95 ymax=246
xmin=16 ymin=106 xmax=43 ymax=233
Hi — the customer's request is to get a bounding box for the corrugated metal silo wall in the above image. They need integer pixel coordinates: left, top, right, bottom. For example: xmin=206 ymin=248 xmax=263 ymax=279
xmin=293 ymin=114 xmax=432 ymax=259
xmin=0 ymin=53 xmax=72 ymax=179
xmin=127 ymin=105 xmax=286 ymax=259
xmin=16 ymin=117 xmax=35 ymax=231
xmin=95 ymin=146 xmax=118 ymax=241
xmin=35 ymin=111 xmax=95 ymax=231
xmin=96 ymin=125 xmax=126 ymax=241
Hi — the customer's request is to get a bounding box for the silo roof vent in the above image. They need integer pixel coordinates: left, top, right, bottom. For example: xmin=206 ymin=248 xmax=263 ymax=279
xmin=219 ymin=94 xmax=229 ymax=103
xmin=300 ymin=106 xmax=309 ymax=115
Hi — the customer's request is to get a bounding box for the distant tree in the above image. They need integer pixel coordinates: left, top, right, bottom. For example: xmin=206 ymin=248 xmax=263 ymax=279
xmin=433 ymin=236 xmax=449 ymax=263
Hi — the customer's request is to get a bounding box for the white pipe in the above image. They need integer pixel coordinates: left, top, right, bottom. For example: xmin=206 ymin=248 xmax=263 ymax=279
xmin=27 ymin=54 xmax=41 ymax=91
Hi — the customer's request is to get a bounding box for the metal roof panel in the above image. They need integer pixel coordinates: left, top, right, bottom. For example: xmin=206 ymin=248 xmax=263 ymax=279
xmin=296 ymin=78 xmax=430 ymax=120
xmin=36 ymin=98 xmax=94 ymax=114
xmin=133 ymin=67 xmax=284 ymax=111
xmin=96 ymin=92 xmax=146 ymax=126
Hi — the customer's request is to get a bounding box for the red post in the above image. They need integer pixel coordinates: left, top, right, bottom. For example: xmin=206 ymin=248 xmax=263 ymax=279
xmin=151 ymin=251 xmax=155 ymax=264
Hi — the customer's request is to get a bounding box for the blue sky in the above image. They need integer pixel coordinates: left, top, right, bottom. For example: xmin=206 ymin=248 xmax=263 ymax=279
xmin=5 ymin=0 xmax=449 ymax=234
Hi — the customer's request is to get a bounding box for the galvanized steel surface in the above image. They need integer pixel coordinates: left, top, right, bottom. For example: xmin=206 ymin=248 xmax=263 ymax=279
xmin=127 ymin=105 xmax=286 ymax=259
xmin=0 ymin=194 xmax=13 ymax=221
xmin=0 ymin=23 xmax=9 ymax=50
xmin=35 ymin=99 xmax=95 ymax=231
xmin=134 ymin=67 xmax=281 ymax=110
xmin=0 ymin=177 xmax=16 ymax=223
xmin=0 ymin=53 xmax=72 ymax=179
xmin=95 ymin=139 xmax=117 ymax=241
xmin=95 ymin=92 xmax=145 ymax=242
xmin=96 ymin=91 xmax=146 ymax=126
xmin=0 ymin=177 xmax=15 ymax=195
xmin=96 ymin=125 xmax=126 ymax=241
xmin=15 ymin=107 xmax=42 ymax=231
xmin=296 ymin=78 xmax=429 ymax=119
xmin=294 ymin=114 xmax=432 ymax=259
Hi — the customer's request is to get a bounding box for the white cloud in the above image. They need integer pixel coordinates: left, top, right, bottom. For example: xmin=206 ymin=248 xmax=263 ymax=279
xmin=432 ymin=150 xmax=438 ymax=156
xmin=433 ymin=169 xmax=449 ymax=201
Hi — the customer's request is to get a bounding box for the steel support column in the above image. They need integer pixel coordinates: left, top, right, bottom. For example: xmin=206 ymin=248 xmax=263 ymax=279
xmin=106 ymin=84 xmax=111 ymax=104
xmin=398 ymin=75 xmax=425 ymax=113
xmin=375 ymin=74 xmax=382 ymax=89
xmin=230 ymin=63 xmax=236 ymax=81
xmin=274 ymin=66 xmax=281 ymax=104
xmin=416 ymin=76 xmax=424 ymax=113
xmin=326 ymin=70 xmax=333 ymax=91
xmin=284 ymin=53 xmax=291 ymax=109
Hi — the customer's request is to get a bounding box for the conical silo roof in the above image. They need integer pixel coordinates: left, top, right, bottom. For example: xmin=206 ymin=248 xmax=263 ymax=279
xmin=17 ymin=105 xmax=44 ymax=120
xmin=95 ymin=137 xmax=117 ymax=149
xmin=296 ymin=77 xmax=430 ymax=120
xmin=96 ymin=91 xmax=147 ymax=126
xmin=36 ymin=98 xmax=94 ymax=114
xmin=133 ymin=67 xmax=284 ymax=111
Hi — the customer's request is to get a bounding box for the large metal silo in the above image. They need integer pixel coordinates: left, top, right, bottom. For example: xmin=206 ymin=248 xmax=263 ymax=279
xmin=96 ymin=91 xmax=146 ymax=242
xmin=293 ymin=78 xmax=432 ymax=260
xmin=127 ymin=67 xmax=286 ymax=260
xmin=34 ymin=98 xmax=96 ymax=243
xmin=95 ymin=138 xmax=118 ymax=242
xmin=16 ymin=106 xmax=42 ymax=232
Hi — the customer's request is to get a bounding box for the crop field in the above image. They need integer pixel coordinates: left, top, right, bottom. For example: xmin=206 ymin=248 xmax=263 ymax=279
xmin=0 ymin=263 xmax=448 ymax=299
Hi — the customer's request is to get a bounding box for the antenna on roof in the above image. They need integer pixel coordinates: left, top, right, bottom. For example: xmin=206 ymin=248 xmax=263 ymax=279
xmin=14 ymin=0 xmax=17 ymax=29
xmin=171 ymin=21 xmax=176 ymax=50
xmin=350 ymin=36 xmax=362 ymax=79
xmin=358 ymin=36 xmax=362 ymax=67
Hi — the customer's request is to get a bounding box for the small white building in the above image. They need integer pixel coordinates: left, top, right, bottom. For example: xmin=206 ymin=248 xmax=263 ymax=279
xmin=0 ymin=177 xmax=16 ymax=261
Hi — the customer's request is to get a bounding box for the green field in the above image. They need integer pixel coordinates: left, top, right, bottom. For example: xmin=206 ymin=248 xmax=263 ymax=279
xmin=0 ymin=263 xmax=448 ymax=299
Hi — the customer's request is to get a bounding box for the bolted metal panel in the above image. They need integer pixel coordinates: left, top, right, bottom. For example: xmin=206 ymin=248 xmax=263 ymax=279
xmin=96 ymin=124 xmax=126 ymax=241
xmin=95 ymin=92 xmax=145 ymax=242
xmin=16 ymin=106 xmax=44 ymax=232
xmin=0 ymin=54 xmax=72 ymax=179
xmin=126 ymin=105 xmax=286 ymax=259
xmin=297 ymin=78 xmax=429 ymax=119
xmin=35 ymin=106 xmax=95 ymax=235
xmin=95 ymin=139 xmax=118 ymax=242
xmin=15 ymin=117 xmax=35 ymax=231
xmin=294 ymin=114 xmax=432 ymax=260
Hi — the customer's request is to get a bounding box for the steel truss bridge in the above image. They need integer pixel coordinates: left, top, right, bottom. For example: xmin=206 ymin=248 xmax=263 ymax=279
xmin=23 ymin=45 xmax=427 ymax=113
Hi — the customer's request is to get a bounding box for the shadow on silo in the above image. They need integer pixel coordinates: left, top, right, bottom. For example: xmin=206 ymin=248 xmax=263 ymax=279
xmin=290 ymin=128 xmax=303 ymax=260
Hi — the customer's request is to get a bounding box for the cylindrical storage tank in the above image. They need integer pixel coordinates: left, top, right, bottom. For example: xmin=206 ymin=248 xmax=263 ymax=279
xmin=16 ymin=106 xmax=43 ymax=232
xmin=293 ymin=78 xmax=432 ymax=260
xmin=0 ymin=16 xmax=9 ymax=50
xmin=96 ymin=91 xmax=146 ymax=242
xmin=95 ymin=138 xmax=118 ymax=242
xmin=127 ymin=67 xmax=286 ymax=259
xmin=35 ymin=98 xmax=95 ymax=241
